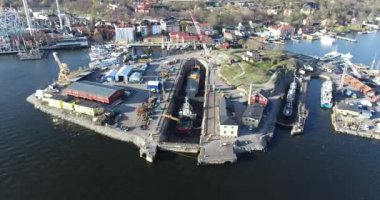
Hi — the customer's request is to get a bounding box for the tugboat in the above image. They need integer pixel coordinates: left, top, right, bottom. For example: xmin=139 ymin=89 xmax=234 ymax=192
xmin=283 ymin=78 xmax=297 ymax=117
xmin=177 ymin=96 xmax=197 ymax=133
xmin=321 ymin=80 xmax=333 ymax=109
xmin=186 ymin=64 xmax=200 ymax=98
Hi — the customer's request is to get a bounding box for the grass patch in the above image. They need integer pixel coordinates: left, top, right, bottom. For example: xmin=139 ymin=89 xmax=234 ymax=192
xmin=218 ymin=49 xmax=295 ymax=92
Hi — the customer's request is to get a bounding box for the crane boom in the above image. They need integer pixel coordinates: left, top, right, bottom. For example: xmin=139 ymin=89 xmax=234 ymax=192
xmin=53 ymin=52 xmax=70 ymax=83
xmin=188 ymin=11 xmax=209 ymax=56
xmin=162 ymin=113 xmax=180 ymax=123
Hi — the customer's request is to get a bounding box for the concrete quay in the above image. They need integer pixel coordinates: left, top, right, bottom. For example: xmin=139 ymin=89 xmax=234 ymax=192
xmin=197 ymin=57 xmax=287 ymax=165
xmin=27 ymin=94 xmax=157 ymax=162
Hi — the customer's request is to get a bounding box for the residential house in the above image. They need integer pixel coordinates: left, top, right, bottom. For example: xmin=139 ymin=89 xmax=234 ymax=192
xmin=160 ymin=17 xmax=180 ymax=33
xmin=185 ymin=22 xmax=213 ymax=36
xmin=219 ymin=97 xmax=239 ymax=137
xmin=135 ymin=1 xmax=151 ymax=13
xmin=268 ymin=24 xmax=295 ymax=39
xmin=169 ymin=32 xmax=212 ymax=44
xmin=115 ymin=24 xmax=135 ymax=42
xmin=143 ymin=35 xmax=168 ymax=43
xmin=300 ymin=2 xmax=319 ymax=15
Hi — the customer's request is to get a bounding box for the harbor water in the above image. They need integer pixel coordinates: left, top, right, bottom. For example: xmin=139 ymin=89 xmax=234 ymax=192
xmin=1 ymin=34 xmax=380 ymax=199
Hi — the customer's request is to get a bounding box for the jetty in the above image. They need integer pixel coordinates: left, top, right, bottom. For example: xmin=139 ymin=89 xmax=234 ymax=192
xmin=335 ymin=35 xmax=357 ymax=43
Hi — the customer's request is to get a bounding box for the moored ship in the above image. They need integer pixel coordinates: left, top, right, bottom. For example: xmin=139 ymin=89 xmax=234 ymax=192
xmin=283 ymin=78 xmax=297 ymax=117
xmin=177 ymin=96 xmax=197 ymax=133
xmin=186 ymin=65 xmax=200 ymax=98
xmin=18 ymin=48 xmax=43 ymax=60
xmin=321 ymin=80 xmax=333 ymax=109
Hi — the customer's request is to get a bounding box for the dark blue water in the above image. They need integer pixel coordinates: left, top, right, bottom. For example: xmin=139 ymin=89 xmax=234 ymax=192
xmin=0 ymin=35 xmax=380 ymax=200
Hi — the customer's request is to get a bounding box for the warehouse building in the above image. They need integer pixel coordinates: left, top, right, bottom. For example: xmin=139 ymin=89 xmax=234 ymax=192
xmin=43 ymin=94 xmax=104 ymax=116
xmin=65 ymin=81 xmax=124 ymax=104
xmin=116 ymin=65 xmax=133 ymax=82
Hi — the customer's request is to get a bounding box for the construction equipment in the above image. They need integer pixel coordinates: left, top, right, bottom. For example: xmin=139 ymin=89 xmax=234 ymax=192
xmin=160 ymin=71 xmax=169 ymax=78
xmin=53 ymin=52 xmax=70 ymax=83
xmin=188 ymin=10 xmax=210 ymax=57
xmin=162 ymin=113 xmax=180 ymax=123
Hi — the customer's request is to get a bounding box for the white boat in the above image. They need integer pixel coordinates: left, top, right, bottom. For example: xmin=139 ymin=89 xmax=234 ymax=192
xmin=283 ymin=78 xmax=297 ymax=117
xmin=321 ymin=50 xmax=341 ymax=61
xmin=304 ymin=64 xmax=314 ymax=72
xmin=321 ymin=80 xmax=333 ymax=109
xmin=320 ymin=35 xmax=336 ymax=46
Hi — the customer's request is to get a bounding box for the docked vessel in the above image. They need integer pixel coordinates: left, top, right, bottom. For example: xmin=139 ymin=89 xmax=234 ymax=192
xmin=320 ymin=35 xmax=336 ymax=46
xmin=177 ymin=96 xmax=197 ymax=133
xmin=18 ymin=48 xmax=43 ymax=60
xmin=40 ymin=36 xmax=89 ymax=50
xmin=283 ymin=78 xmax=297 ymax=117
xmin=321 ymin=80 xmax=333 ymax=109
xmin=321 ymin=50 xmax=341 ymax=61
xmin=186 ymin=65 xmax=200 ymax=98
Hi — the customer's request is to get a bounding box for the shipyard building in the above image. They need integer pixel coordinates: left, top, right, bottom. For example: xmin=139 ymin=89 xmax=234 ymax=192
xmin=219 ymin=98 xmax=239 ymax=137
xmin=65 ymin=81 xmax=125 ymax=104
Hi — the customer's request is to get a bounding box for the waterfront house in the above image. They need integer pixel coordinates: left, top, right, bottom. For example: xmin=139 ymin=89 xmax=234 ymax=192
xmin=160 ymin=17 xmax=180 ymax=33
xmin=115 ymin=24 xmax=135 ymax=42
xmin=169 ymin=32 xmax=212 ymax=44
xmin=300 ymin=2 xmax=319 ymax=15
xmin=219 ymin=97 xmax=239 ymax=137
xmin=143 ymin=35 xmax=168 ymax=43
xmin=268 ymin=24 xmax=295 ymax=39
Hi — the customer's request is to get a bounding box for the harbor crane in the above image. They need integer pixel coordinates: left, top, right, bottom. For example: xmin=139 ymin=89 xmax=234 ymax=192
xmin=53 ymin=52 xmax=70 ymax=83
xmin=188 ymin=11 xmax=210 ymax=57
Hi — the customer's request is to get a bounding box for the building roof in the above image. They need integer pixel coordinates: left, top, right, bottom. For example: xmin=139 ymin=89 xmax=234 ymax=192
xmin=66 ymin=81 xmax=124 ymax=98
xmin=336 ymin=102 xmax=361 ymax=114
xmin=117 ymin=65 xmax=133 ymax=77
xmin=219 ymin=98 xmax=238 ymax=126
xmin=242 ymin=104 xmax=265 ymax=120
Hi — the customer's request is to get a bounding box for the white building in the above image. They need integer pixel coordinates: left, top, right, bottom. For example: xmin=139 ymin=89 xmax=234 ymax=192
xmin=138 ymin=24 xmax=148 ymax=37
xmin=115 ymin=27 xmax=135 ymax=42
xmin=219 ymin=98 xmax=239 ymax=137
xmin=151 ymin=23 xmax=161 ymax=35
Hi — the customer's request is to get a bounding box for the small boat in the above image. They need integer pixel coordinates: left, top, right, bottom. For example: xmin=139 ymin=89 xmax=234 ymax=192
xmin=304 ymin=64 xmax=314 ymax=72
xmin=283 ymin=78 xmax=297 ymax=117
xmin=321 ymin=80 xmax=333 ymax=109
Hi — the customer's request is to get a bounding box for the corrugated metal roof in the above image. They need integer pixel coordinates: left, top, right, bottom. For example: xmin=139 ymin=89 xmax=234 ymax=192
xmin=105 ymin=69 xmax=118 ymax=77
xmin=117 ymin=65 xmax=133 ymax=76
xmin=66 ymin=81 xmax=124 ymax=98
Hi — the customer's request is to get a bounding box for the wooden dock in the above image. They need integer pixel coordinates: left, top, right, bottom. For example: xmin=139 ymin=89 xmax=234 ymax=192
xmin=335 ymin=36 xmax=357 ymax=43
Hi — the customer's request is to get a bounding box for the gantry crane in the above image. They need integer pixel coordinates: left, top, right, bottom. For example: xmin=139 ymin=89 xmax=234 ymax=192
xmin=53 ymin=52 xmax=70 ymax=83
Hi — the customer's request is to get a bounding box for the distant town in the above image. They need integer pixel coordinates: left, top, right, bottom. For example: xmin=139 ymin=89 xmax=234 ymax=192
xmin=1 ymin=0 xmax=380 ymax=165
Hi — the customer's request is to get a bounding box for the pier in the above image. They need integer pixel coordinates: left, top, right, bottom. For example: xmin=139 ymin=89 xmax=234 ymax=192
xmin=335 ymin=35 xmax=357 ymax=43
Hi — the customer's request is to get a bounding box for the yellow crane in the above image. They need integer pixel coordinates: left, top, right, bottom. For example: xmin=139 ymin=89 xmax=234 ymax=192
xmin=162 ymin=113 xmax=180 ymax=123
xmin=53 ymin=52 xmax=70 ymax=83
